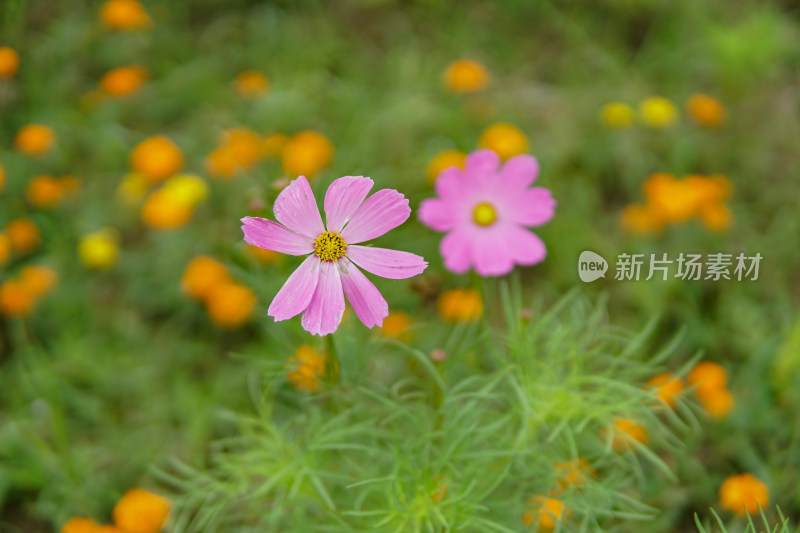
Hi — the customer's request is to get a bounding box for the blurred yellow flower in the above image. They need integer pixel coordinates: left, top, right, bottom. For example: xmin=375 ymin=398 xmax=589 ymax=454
xmin=247 ymin=244 xmax=280 ymax=264
xmin=96 ymin=526 xmax=125 ymax=533
xmin=686 ymin=93 xmax=726 ymax=127
xmin=0 ymin=47 xmax=19 ymax=79
xmin=26 ymin=175 xmax=63 ymax=209
xmin=281 ymin=131 xmax=334 ymax=178
xmin=100 ymin=0 xmax=152 ymax=30
xmin=647 ymin=372 xmax=684 ymax=408
xmin=61 ymin=517 xmax=101 ymax=533
xmin=100 ymin=65 xmax=148 ymax=97
xmin=521 ymin=496 xmax=568 ymax=531
xmin=112 ymin=488 xmax=171 ymax=533
xmin=0 ymin=233 xmax=10 ymax=267
xmin=130 ymin=135 xmax=184 ymax=184
xmin=262 ymin=133 xmax=287 ymax=158
xmin=443 ymin=59 xmax=490 ymax=93
xmin=6 ymin=218 xmax=41 ymax=254
xmin=15 ymin=124 xmax=55 ymax=156
xmin=19 ymin=265 xmax=58 ymax=297
xmin=719 ymin=473 xmax=769 ymax=516
xmin=599 ymin=101 xmax=636 ymax=129
xmin=161 ymin=174 xmax=208 ymax=206
xmin=287 ymin=344 xmax=327 ymax=392
xmin=379 ymin=311 xmax=412 ymax=339
xmin=0 ymin=280 xmax=36 ymax=318
xmin=426 ymin=149 xmax=466 ymax=184
xmin=117 ymin=172 xmax=151 ymax=205
xmin=204 ymin=282 xmax=257 ymax=328
xmin=182 ymin=256 xmax=231 ymax=301
xmin=611 ymin=418 xmax=648 ymax=451
xmin=639 ymin=96 xmax=679 ymax=128
xmin=79 ymin=229 xmax=120 ymax=270
xmin=233 ymin=70 xmax=270 ymax=97
xmin=206 ymin=128 xmax=266 ymax=178
xmin=438 ymin=289 xmax=483 ymax=322
xmin=141 ymin=189 xmax=193 ymax=230
xmin=478 ymin=123 xmax=529 ymax=160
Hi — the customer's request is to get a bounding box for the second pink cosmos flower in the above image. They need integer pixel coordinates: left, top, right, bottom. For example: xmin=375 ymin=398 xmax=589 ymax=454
xmin=242 ymin=175 xmax=427 ymax=336
xmin=419 ymin=149 xmax=556 ymax=276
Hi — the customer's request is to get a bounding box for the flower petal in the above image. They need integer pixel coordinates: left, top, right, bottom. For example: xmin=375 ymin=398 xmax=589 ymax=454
xmin=340 ymin=258 xmax=388 ymax=329
xmin=241 ymin=217 xmax=314 ymax=256
xmin=502 ymin=187 xmax=556 ymax=227
xmin=500 ymin=154 xmax=540 ymax=189
xmin=273 ymin=176 xmax=325 ymax=239
xmin=471 ymin=227 xmax=515 ymax=276
xmin=464 ymin=149 xmax=501 ymax=179
xmin=507 ymin=225 xmax=547 ymax=265
xmin=301 ymin=260 xmax=345 ymax=336
xmin=324 ymin=176 xmax=374 ymax=233
xmin=418 ymin=198 xmax=459 ymax=232
xmin=268 ymin=255 xmax=320 ymax=321
xmin=347 ymin=245 xmax=427 ymax=280
xmin=440 ymin=227 xmax=474 ymax=274
xmin=341 ymin=189 xmax=410 ymax=244
xmin=434 ymin=166 xmax=467 ymax=202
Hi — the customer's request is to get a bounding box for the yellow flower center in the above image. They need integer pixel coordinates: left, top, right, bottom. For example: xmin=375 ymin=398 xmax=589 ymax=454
xmin=314 ymin=231 xmax=347 ymax=261
xmin=472 ymin=202 xmax=497 ymax=226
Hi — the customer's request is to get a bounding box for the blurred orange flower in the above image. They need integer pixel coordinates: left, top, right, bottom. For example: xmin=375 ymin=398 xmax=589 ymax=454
xmin=130 ymin=136 xmax=184 ymax=183
xmin=521 ymin=496 xmax=568 ymax=531
xmin=19 ymin=265 xmax=58 ymax=297
xmin=426 ymin=149 xmax=466 ymax=184
xmin=686 ymin=94 xmax=726 ymax=128
xmin=0 ymin=47 xmax=19 ymax=79
xmin=0 ymin=280 xmax=36 ymax=317
xmin=141 ymin=189 xmax=192 ymax=229
xmin=611 ymin=418 xmax=648 ymax=450
xmin=6 ymin=218 xmax=41 ymax=254
xmin=15 ymin=124 xmax=55 ymax=156
xmin=287 ymin=344 xmax=327 ymax=392
xmin=100 ymin=65 xmax=148 ymax=97
xmin=247 ymin=244 xmax=280 ymax=264
xmin=204 ymin=282 xmax=256 ymax=328
xmin=181 ymin=256 xmax=231 ymax=301
xmin=100 ymin=0 xmax=152 ymax=30
xmin=688 ymin=361 xmax=728 ymax=394
xmin=438 ymin=289 xmax=483 ymax=322
xmin=719 ymin=473 xmax=769 ymax=516
xmin=233 ymin=70 xmax=270 ymax=97
xmin=0 ymin=233 xmax=10 ymax=267
xmin=112 ymin=488 xmax=170 ymax=533
xmin=647 ymin=372 xmax=685 ymax=408
xmin=281 ymin=131 xmax=334 ymax=178
xmin=619 ymin=204 xmax=663 ymax=235
xmin=26 ymin=175 xmax=63 ymax=208
xmin=61 ymin=517 xmax=101 ymax=533
xmin=555 ymin=459 xmax=594 ymax=490
xmin=379 ymin=311 xmax=412 ymax=339
xmin=443 ymin=59 xmax=490 ymax=93
xmin=206 ymin=128 xmax=264 ymax=178
xmin=478 ymin=123 xmax=529 ymax=160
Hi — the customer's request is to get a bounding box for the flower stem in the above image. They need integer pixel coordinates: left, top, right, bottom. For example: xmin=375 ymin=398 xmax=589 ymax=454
xmin=324 ymin=334 xmax=340 ymax=385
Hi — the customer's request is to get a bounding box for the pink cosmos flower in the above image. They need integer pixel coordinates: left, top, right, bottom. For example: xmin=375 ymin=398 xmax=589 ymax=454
xmin=242 ymin=175 xmax=427 ymax=336
xmin=419 ymin=149 xmax=555 ymax=276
